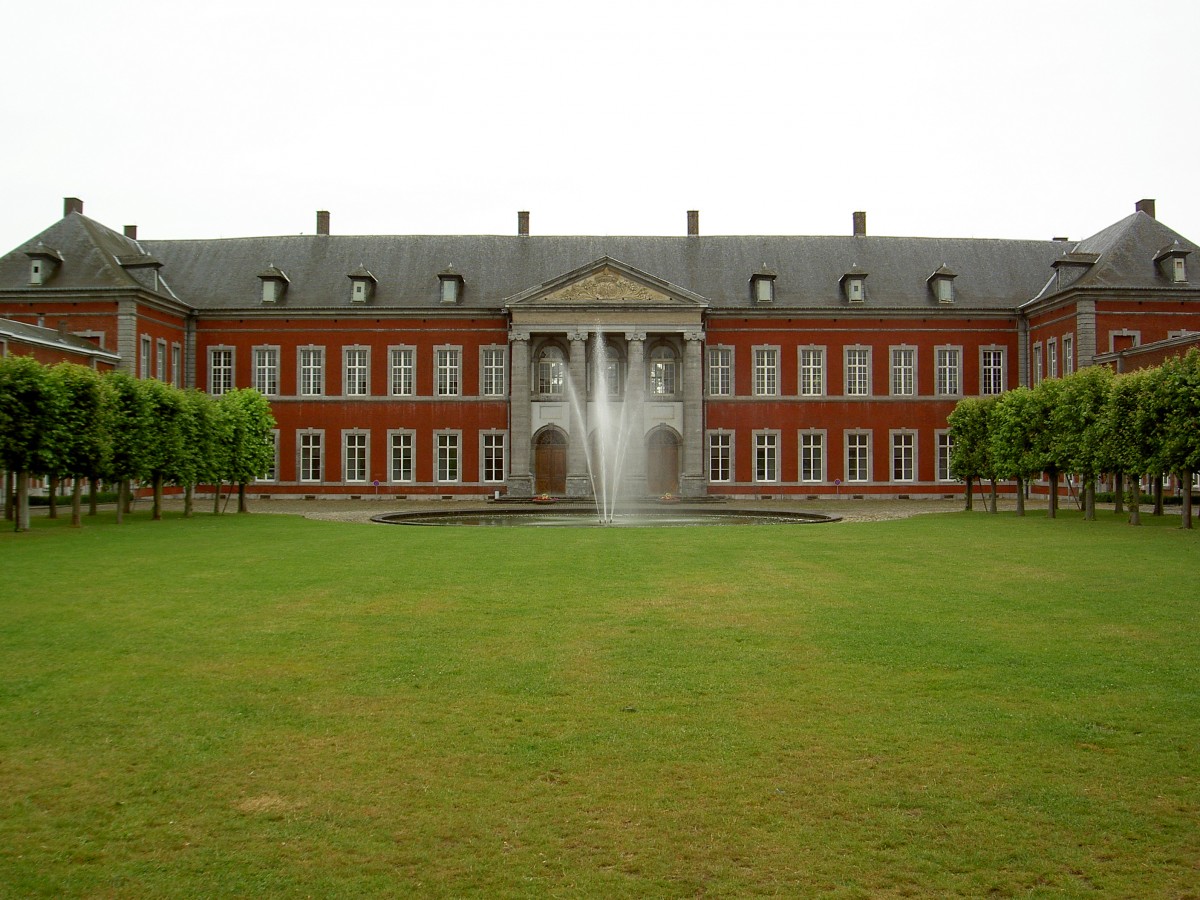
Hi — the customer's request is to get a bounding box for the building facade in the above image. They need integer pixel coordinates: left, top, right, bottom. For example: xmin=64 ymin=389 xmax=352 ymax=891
xmin=2 ymin=198 xmax=1197 ymax=499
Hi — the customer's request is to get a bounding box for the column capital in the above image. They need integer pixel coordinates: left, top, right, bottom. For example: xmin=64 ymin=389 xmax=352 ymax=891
xmin=569 ymin=330 xmax=590 ymax=343
xmin=509 ymin=329 xmax=531 ymax=343
xmin=625 ymin=331 xmax=647 ymax=342
xmin=683 ymin=331 xmax=705 ymax=342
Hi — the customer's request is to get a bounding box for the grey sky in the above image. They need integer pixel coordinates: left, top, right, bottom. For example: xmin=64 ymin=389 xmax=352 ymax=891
xmin=4 ymin=0 xmax=1197 ymax=252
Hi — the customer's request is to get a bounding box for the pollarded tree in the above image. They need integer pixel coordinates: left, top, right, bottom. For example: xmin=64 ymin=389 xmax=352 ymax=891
xmin=102 ymin=371 xmax=153 ymax=524
xmin=1027 ymin=377 xmax=1068 ymax=518
xmin=45 ymin=363 xmax=107 ymax=528
xmin=1155 ymin=348 xmax=1200 ymax=529
xmin=217 ymin=388 xmax=276 ymax=513
xmin=1052 ymin=366 xmax=1114 ymax=521
xmin=989 ymin=386 xmax=1044 ymax=516
xmin=178 ymin=389 xmax=223 ymax=517
xmin=0 ymin=355 xmax=57 ymax=532
xmin=948 ymin=396 xmax=999 ymax=512
xmin=140 ymin=378 xmax=187 ymax=521
xmin=1105 ymin=369 xmax=1155 ymax=525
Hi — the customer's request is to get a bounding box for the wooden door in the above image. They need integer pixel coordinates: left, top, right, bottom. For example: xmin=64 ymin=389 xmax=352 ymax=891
xmin=534 ymin=432 xmax=567 ymax=495
xmin=646 ymin=430 xmax=680 ymax=495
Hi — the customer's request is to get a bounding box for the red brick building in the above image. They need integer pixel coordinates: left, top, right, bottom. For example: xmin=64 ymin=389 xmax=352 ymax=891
xmin=2 ymin=197 xmax=1197 ymax=499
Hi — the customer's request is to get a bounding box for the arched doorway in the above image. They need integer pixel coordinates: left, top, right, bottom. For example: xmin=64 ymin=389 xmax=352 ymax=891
xmin=646 ymin=428 xmax=681 ymax=495
xmin=534 ymin=429 xmax=567 ymax=495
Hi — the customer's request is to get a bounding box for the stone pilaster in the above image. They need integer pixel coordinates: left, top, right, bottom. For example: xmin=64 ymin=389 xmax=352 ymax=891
xmin=117 ymin=299 xmax=138 ymax=375
xmin=1076 ymin=299 xmax=1097 ymax=368
xmin=680 ymin=331 xmax=706 ymax=497
xmin=566 ymin=332 xmax=591 ymax=498
xmin=508 ymin=331 xmax=533 ymax=497
xmin=1017 ymin=317 xmax=1029 ymax=388
xmin=623 ymin=332 xmax=647 ymax=498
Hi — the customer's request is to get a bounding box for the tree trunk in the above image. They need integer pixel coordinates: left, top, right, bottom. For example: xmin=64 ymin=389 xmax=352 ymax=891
xmin=964 ymin=477 xmax=974 ymax=511
xmin=1182 ymin=471 xmax=1194 ymax=530
xmin=116 ymin=479 xmax=126 ymax=525
xmin=237 ymin=482 xmax=248 ymax=514
xmin=1084 ymin=479 xmax=1095 ymax=521
xmin=71 ymin=479 xmax=83 ymax=528
xmin=989 ymin=478 xmax=998 ymax=514
xmin=3 ymin=469 xmax=12 ymax=521
xmin=1114 ymin=473 xmax=1124 ymax=514
xmin=89 ymin=476 xmax=99 ymax=517
xmin=1128 ymin=472 xmax=1141 ymax=526
xmin=15 ymin=472 xmax=30 ymax=532
xmin=153 ymin=475 xmax=163 ymax=521
xmin=184 ymin=483 xmax=194 ymax=518
xmin=1015 ymin=476 xmax=1026 ymax=516
xmin=48 ymin=475 xmax=59 ymax=519
xmin=124 ymin=483 xmax=134 ymax=514
xmin=213 ymin=482 xmax=222 ymax=515
xmin=1153 ymin=475 xmax=1164 ymax=516
xmin=1047 ymin=469 xmax=1058 ymax=518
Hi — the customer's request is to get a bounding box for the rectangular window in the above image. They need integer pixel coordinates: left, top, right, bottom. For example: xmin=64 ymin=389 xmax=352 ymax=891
xmin=1062 ymin=334 xmax=1074 ymax=375
xmin=481 ymin=347 xmax=506 ymax=397
xmin=156 ymin=339 xmax=166 ymax=381
xmin=754 ymin=432 xmax=778 ymax=483
xmin=209 ymin=348 xmax=233 ymax=395
xmin=436 ymin=348 xmax=461 ymax=397
xmin=708 ymin=433 xmax=732 ymax=482
xmin=300 ymin=347 xmax=324 ymax=396
xmin=390 ymin=347 xmax=415 ymax=396
xmin=708 ymin=347 xmax=732 ymax=396
xmin=754 ymin=347 xmax=778 ymax=397
xmin=256 ymin=431 xmax=279 ymax=482
xmin=253 ymin=347 xmax=279 ymax=396
xmin=935 ymin=347 xmax=961 ymax=396
xmin=846 ymin=432 xmax=870 ymax=482
xmin=299 ymin=432 xmax=323 ymax=483
xmin=890 ymin=347 xmax=915 ymax=396
xmin=981 ymin=349 xmax=1005 ymax=396
xmin=845 ymin=347 xmax=870 ymax=396
xmin=389 ymin=431 xmax=414 ymax=483
xmin=891 ymin=432 xmax=915 ymax=482
xmin=800 ymin=431 xmax=825 ymax=482
xmin=1033 ymin=344 xmax=1044 ymax=385
xmin=344 ymin=347 xmax=369 ymax=397
xmin=482 ymin=432 xmax=506 ymax=482
xmin=649 ymin=352 xmax=676 ymax=396
xmin=799 ymin=347 xmax=824 ymax=396
xmin=344 ymin=432 xmax=368 ymax=482
xmin=1047 ymin=338 xmax=1058 ymax=379
xmin=436 ymin=432 xmax=460 ymax=482
xmin=936 ymin=431 xmax=954 ymax=482
xmin=140 ymin=336 xmax=152 ymax=379
xmin=171 ymin=344 xmax=182 ymax=388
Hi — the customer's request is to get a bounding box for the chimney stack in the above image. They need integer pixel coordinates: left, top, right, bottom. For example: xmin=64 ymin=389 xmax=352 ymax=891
xmin=63 ymin=197 xmax=83 ymax=217
xmin=1135 ymin=198 xmax=1156 ymax=219
xmin=518 ymin=210 xmax=529 ymax=236
xmin=853 ymin=211 xmax=867 ymax=237
xmin=316 ymin=210 xmax=330 ymax=235
xmin=124 ymin=225 xmax=138 ymax=240
xmin=687 ymin=210 xmax=699 ymax=236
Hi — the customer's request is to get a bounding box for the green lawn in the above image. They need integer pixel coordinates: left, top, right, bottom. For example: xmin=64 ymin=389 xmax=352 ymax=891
xmin=1 ymin=510 xmax=1197 ymax=898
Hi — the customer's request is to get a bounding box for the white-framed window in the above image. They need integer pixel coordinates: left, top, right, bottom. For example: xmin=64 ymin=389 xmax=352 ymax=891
xmin=799 ymin=347 xmax=825 ymax=396
xmin=389 ymin=346 xmax=415 ymax=396
xmin=209 ymin=347 xmax=233 ymax=395
xmin=344 ymin=347 xmax=370 ymax=397
xmin=343 ymin=431 xmax=369 ymax=483
xmin=754 ymin=431 xmax=779 ymax=483
xmin=435 ymin=431 xmax=461 ymax=482
xmin=256 ymin=430 xmax=280 ymax=483
xmin=707 ymin=347 xmax=733 ymax=396
xmin=1046 ymin=338 xmax=1058 ymax=379
xmin=1033 ymin=343 xmax=1044 ymax=385
xmin=891 ymin=431 xmax=916 ymax=482
xmin=171 ymin=344 xmax=182 ymax=388
xmin=845 ymin=347 xmax=870 ymax=396
xmin=1062 ymin=334 xmax=1074 ymax=375
xmin=981 ymin=348 xmax=1005 ymax=396
xmin=481 ymin=347 xmax=506 ymax=397
xmin=753 ymin=346 xmax=779 ymax=397
xmin=935 ymin=346 xmax=961 ymax=396
xmin=649 ymin=345 xmax=677 ymax=396
xmin=800 ymin=430 xmax=825 ymax=483
xmin=389 ymin=430 xmax=415 ymax=483
xmin=936 ymin=430 xmax=954 ymax=482
xmin=591 ymin=342 xmax=624 ymax=398
xmin=890 ymin=347 xmax=915 ymax=396
xmin=536 ymin=345 xmax=565 ymax=396
xmin=299 ymin=431 xmax=323 ymax=483
xmin=708 ymin=431 xmax=732 ymax=482
xmin=1173 ymin=257 xmax=1187 ymax=283
xmin=481 ymin=431 xmax=506 ymax=482
xmin=140 ymin=335 xmax=152 ymax=379
xmin=156 ymin=339 xmax=167 ymax=381
xmin=436 ymin=347 xmax=461 ymax=397
xmin=253 ymin=346 xmax=279 ymax=396
xmin=846 ymin=431 xmax=871 ymax=483
xmin=299 ymin=346 xmax=325 ymax=397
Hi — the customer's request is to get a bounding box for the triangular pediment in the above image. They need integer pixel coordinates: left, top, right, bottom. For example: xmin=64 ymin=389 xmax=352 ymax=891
xmin=505 ymin=256 xmax=708 ymax=309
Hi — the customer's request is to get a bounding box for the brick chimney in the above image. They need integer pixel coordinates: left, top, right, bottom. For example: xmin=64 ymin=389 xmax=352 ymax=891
xmin=518 ymin=210 xmax=529 ymax=236
xmin=124 ymin=225 xmax=138 ymax=239
xmin=853 ymin=211 xmax=867 ymax=236
xmin=687 ymin=210 xmax=699 ymax=236
xmin=63 ymin=197 xmax=83 ymax=216
xmin=1136 ymin=198 xmax=1156 ymax=219
xmin=316 ymin=210 xmax=330 ymax=235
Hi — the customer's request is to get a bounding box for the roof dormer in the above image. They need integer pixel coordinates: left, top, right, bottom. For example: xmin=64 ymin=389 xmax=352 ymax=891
xmin=927 ymin=264 xmax=957 ymax=304
xmin=117 ymin=252 xmax=164 ymax=292
xmin=1051 ymin=251 xmax=1099 ymax=291
xmin=348 ymin=264 xmax=377 ymax=303
xmin=258 ymin=265 xmax=289 ymax=304
xmin=750 ymin=269 xmax=776 ymax=304
xmin=25 ymin=243 xmax=63 ymax=285
xmin=438 ymin=265 xmax=464 ymax=304
xmin=840 ymin=265 xmax=868 ymax=303
xmin=1154 ymin=242 xmax=1191 ymax=284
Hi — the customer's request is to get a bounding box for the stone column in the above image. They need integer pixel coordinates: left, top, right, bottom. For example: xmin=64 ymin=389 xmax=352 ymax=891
xmin=1017 ymin=317 xmax=1029 ymax=388
xmin=623 ymin=332 xmax=647 ymax=498
xmin=1076 ymin=299 xmax=1097 ymax=368
xmin=680 ymin=331 xmax=706 ymax=497
xmin=508 ymin=331 xmax=533 ymax=497
xmin=566 ymin=332 xmax=591 ymax=498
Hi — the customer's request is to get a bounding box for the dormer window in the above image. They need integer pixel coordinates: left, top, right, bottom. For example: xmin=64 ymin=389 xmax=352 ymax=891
xmin=1175 ymin=258 xmax=1187 ymax=283
xmin=750 ymin=271 xmax=776 ymax=304
xmin=258 ymin=265 xmax=289 ymax=304
xmin=25 ymin=243 xmax=63 ymax=285
xmin=347 ymin=265 xmax=377 ymax=303
xmin=1154 ymin=242 xmax=1191 ymax=284
xmin=928 ymin=265 xmax=957 ymax=304
xmin=438 ymin=266 xmax=464 ymax=304
xmin=840 ymin=266 xmax=868 ymax=303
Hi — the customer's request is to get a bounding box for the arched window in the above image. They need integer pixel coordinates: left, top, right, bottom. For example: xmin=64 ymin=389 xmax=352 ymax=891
xmin=537 ymin=345 xmax=566 ymax=395
xmin=589 ymin=341 xmax=624 ymax=398
xmin=649 ymin=345 xmax=677 ymax=396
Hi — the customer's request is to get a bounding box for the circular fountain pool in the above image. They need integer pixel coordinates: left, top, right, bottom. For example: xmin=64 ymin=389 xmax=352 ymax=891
xmin=372 ymin=505 xmax=838 ymax=527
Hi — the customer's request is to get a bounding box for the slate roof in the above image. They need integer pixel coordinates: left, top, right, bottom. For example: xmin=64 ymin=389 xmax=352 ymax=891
xmin=0 ymin=316 xmax=121 ymax=363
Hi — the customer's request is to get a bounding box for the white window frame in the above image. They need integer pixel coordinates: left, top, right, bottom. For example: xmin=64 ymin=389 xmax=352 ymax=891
xmin=844 ymin=346 xmax=871 ymax=397
xmin=891 ymin=430 xmax=916 ymax=483
xmin=935 ymin=346 xmax=962 ymax=397
xmin=209 ymin=346 xmax=234 ymax=396
xmin=936 ymin=430 xmax=954 ymax=482
xmin=140 ymin=335 xmax=152 ymax=379
xmin=299 ymin=346 xmax=325 ymax=397
xmin=255 ymin=430 xmax=279 ymax=483
xmin=480 ymin=346 xmax=507 ymax=397
xmin=1033 ymin=343 xmax=1044 ymax=385
xmin=536 ymin=344 xmax=566 ymax=396
xmin=480 ymin=431 xmax=506 ymax=483
xmin=435 ymin=430 xmax=462 ymax=483
xmin=171 ymin=343 xmax=182 ymax=388
xmin=155 ymin=339 xmax=167 ymax=381
xmin=343 ymin=346 xmax=370 ymax=397
xmin=707 ymin=346 xmax=733 ymax=397
xmin=890 ymin=346 xmax=916 ymax=397
xmin=754 ymin=430 xmax=779 ymax=483
xmin=342 ymin=430 xmax=369 ymax=483
xmin=389 ymin=346 xmax=416 ymax=397
xmin=845 ymin=431 xmax=871 ymax=483
xmin=388 ymin=429 xmax=415 ymax=483
xmin=980 ymin=347 xmax=1005 ymax=396
xmin=253 ymin=345 xmax=279 ymax=396
xmin=708 ymin=431 xmax=733 ymax=483
xmin=1062 ymin=334 xmax=1074 ymax=376
xmin=648 ymin=344 xmax=678 ymax=397
xmin=799 ymin=430 xmax=826 ymax=483
xmin=436 ymin=346 xmax=462 ymax=397
xmin=1046 ymin=338 xmax=1058 ymax=380
xmin=298 ymin=430 xmax=324 ymax=483
xmin=798 ymin=346 xmax=825 ymax=397
xmin=753 ymin=346 xmax=779 ymax=397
